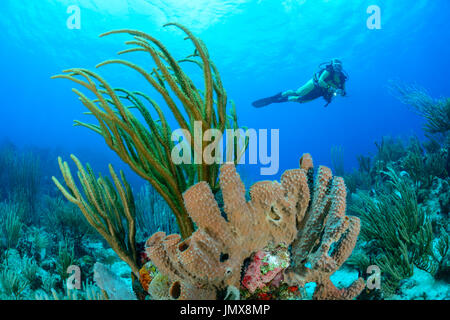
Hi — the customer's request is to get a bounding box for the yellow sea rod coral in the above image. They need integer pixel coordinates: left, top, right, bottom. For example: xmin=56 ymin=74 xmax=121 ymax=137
xmin=145 ymin=153 xmax=364 ymax=300
xmin=52 ymin=23 xmax=248 ymax=239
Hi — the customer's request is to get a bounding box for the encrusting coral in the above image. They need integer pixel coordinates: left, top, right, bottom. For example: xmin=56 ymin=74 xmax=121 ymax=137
xmin=145 ymin=154 xmax=364 ymax=300
xmin=241 ymin=247 xmax=289 ymax=294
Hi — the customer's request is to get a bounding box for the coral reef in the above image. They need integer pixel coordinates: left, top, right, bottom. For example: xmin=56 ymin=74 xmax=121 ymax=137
xmin=0 ymin=268 xmax=28 ymax=300
xmin=52 ymin=24 xmax=247 ymax=239
xmin=375 ymin=136 xmax=406 ymax=164
xmin=148 ymin=273 xmax=172 ymax=300
xmin=351 ymin=168 xmax=440 ymax=296
xmin=344 ymin=125 xmax=449 ymax=299
xmin=93 ymin=262 xmax=137 ymax=300
xmin=46 ymin=24 xmax=365 ymax=301
xmin=138 ymin=261 xmax=158 ymax=292
xmin=145 ymin=154 xmax=363 ymax=300
xmin=135 ymin=183 xmax=180 ymax=239
xmin=284 ymin=155 xmax=365 ymax=300
xmin=0 ymin=138 xmax=185 ymax=300
xmin=0 ymin=143 xmax=41 ymax=224
xmin=49 ymin=25 xmax=251 ymax=298
xmin=0 ymin=202 xmax=23 ymax=250
xmin=1 ymin=24 xmax=448 ymax=303
xmin=390 ymin=81 xmax=450 ymax=137
xmin=241 ymin=246 xmax=289 ymax=294
xmin=53 ymin=155 xmax=140 ymax=277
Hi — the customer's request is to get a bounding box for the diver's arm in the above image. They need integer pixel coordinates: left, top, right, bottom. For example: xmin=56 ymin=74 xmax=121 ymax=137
xmin=318 ymin=70 xmax=333 ymax=90
xmin=319 ymin=71 xmax=343 ymax=92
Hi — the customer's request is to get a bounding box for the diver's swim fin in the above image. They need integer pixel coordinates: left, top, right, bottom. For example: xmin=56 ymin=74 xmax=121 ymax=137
xmin=252 ymin=92 xmax=288 ymax=108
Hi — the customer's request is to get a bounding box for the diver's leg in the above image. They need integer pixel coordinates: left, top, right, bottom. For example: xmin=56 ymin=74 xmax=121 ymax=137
xmin=281 ymin=89 xmax=296 ymax=97
xmin=287 ymin=80 xmax=317 ymax=103
xmin=252 ymin=92 xmax=290 ymax=108
xmin=295 ymin=80 xmax=315 ymax=96
xmin=251 ymin=80 xmax=317 ymax=108
xmin=292 ymin=84 xmax=324 ymax=104
xmin=282 ymin=80 xmax=314 ymax=99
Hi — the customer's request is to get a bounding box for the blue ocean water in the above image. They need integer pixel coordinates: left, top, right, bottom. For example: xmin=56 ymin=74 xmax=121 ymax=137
xmin=0 ymin=0 xmax=449 ymax=185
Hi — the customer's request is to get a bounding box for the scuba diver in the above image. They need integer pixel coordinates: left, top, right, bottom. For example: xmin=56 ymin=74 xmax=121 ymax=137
xmin=252 ymin=58 xmax=348 ymax=108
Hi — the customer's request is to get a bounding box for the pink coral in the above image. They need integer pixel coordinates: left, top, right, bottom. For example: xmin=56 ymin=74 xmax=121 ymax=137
xmin=242 ymin=249 xmax=288 ymax=293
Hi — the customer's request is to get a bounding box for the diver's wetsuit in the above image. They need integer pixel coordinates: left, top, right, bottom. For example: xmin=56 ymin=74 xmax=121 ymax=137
xmin=252 ymin=64 xmax=346 ymax=108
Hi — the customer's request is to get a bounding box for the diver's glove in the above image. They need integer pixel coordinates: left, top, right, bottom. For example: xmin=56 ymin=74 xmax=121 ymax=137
xmin=335 ymin=89 xmax=346 ymax=96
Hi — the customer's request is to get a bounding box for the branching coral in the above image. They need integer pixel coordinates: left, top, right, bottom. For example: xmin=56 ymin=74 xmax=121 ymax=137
xmin=0 ymin=202 xmax=23 ymax=250
xmin=52 ymin=24 xmax=247 ymax=239
xmin=0 ymin=268 xmax=28 ymax=300
xmin=56 ymin=241 xmax=77 ymax=283
xmin=433 ymin=229 xmax=449 ymax=280
xmin=357 ymin=154 xmax=372 ymax=173
xmin=375 ymin=136 xmax=405 ymax=164
xmin=145 ymin=154 xmax=364 ymax=300
xmin=389 ymin=81 xmax=450 ymax=137
xmin=135 ymin=183 xmax=179 ymax=238
xmin=0 ymin=145 xmax=41 ymax=223
xmin=402 ymin=141 xmax=447 ymax=188
xmin=351 ymin=167 xmax=438 ymax=295
xmin=41 ymin=195 xmax=96 ymax=253
xmin=52 ymin=155 xmax=139 ymax=276
xmin=21 ymin=256 xmax=40 ymax=290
